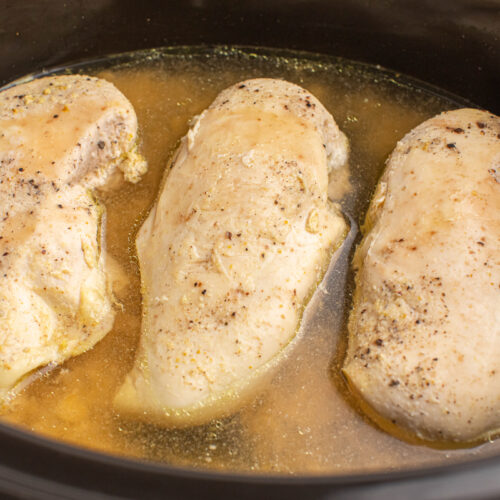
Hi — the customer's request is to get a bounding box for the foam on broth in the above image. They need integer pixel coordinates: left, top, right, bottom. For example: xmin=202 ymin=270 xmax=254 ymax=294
xmin=1 ymin=47 xmax=498 ymax=474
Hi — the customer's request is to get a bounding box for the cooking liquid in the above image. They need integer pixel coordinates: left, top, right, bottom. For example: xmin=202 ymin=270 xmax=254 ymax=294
xmin=1 ymin=47 xmax=499 ymax=474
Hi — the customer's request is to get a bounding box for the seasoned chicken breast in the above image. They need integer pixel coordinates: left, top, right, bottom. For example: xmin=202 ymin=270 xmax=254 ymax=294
xmin=0 ymin=75 xmax=146 ymax=401
xmin=344 ymin=108 xmax=500 ymax=442
xmin=115 ymin=78 xmax=348 ymax=425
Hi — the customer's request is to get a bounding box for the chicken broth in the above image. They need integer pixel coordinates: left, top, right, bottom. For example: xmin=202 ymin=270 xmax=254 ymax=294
xmin=1 ymin=46 xmax=498 ymax=474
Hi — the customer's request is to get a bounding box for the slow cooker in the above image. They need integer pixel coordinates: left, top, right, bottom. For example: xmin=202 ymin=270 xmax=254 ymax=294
xmin=0 ymin=1 xmax=499 ymax=498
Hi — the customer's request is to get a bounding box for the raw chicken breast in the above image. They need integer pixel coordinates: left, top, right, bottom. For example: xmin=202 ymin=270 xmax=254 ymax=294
xmin=344 ymin=108 xmax=500 ymax=442
xmin=115 ymin=78 xmax=348 ymax=425
xmin=0 ymin=75 xmax=146 ymax=401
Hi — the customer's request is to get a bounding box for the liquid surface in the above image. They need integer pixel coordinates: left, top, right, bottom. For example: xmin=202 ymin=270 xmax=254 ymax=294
xmin=1 ymin=47 xmax=499 ymax=474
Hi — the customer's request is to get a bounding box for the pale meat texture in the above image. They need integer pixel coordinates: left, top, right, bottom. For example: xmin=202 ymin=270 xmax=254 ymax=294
xmin=115 ymin=78 xmax=348 ymax=424
xmin=0 ymin=75 xmax=146 ymax=401
xmin=344 ymin=108 xmax=500 ymax=442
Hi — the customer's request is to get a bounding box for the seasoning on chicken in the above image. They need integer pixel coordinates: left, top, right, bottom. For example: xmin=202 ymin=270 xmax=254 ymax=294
xmin=344 ymin=108 xmax=500 ymax=442
xmin=114 ymin=78 xmax=348 ymax=425
xmin=0 ymin=75 xmax=147 ymax=402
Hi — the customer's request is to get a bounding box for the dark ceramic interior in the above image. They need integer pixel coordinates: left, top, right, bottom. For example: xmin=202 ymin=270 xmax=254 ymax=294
xmin=0 ymin=1 xmax=499 ymax=498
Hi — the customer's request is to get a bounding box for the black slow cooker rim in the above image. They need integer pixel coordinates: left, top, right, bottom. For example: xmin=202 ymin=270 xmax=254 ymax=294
xmin=0 ymin=2 xmax=498 ymax=498
xmin=0 ymin=416 xmax=499 ymax=487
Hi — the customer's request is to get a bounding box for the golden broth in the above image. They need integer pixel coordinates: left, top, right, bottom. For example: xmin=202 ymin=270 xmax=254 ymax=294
xmin=1 ymin=47 xmax=498 ymax=474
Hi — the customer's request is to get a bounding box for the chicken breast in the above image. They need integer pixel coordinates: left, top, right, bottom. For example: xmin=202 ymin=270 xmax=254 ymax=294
xmin=115 ymin=78 xmax=348 ymax=425
xmin=0 ymin=75 xmax=146 ymax=401
xmin=343 ymin=108 xmax=500 ymax=442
